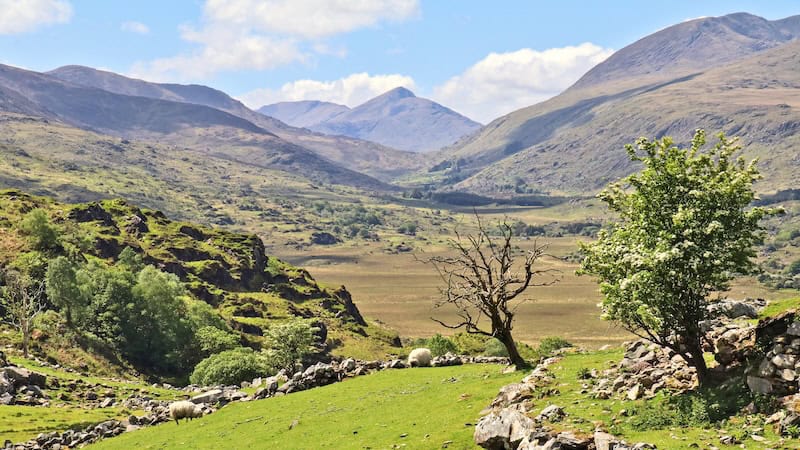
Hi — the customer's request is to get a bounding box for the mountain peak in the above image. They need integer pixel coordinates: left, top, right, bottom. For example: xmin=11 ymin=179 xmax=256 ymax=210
xmin=378 ymin=86 xmax=416 ymax=101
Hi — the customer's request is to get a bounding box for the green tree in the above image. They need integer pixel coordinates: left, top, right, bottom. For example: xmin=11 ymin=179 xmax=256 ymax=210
xmin=579 ymin=130 xmax=776 ymax=385
xmin=45 ymin=256 xmax=84 ymax=325
xmin=195 ymin=326 xmax=240 ymax=356
xmin=18 ymin=209 xmax=60 ymax=251
xmin=263 ymin=319 xmax=318 ymax=374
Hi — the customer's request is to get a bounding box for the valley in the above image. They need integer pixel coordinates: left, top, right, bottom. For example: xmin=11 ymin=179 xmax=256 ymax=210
xmin=0 ymin=6 xmax=799 ymax=450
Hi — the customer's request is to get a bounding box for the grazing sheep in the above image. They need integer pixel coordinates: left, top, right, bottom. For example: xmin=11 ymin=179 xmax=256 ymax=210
xmin=408 ymin=348 xmax=432 ymax=367
xmin=169 ymin=400 xmax=203 ymax=425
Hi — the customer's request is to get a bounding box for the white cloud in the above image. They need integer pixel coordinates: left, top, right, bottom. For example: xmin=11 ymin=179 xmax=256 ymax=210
xmin=0 ymin=0 xmax=72 ymax=34
xmin=130 ymin=0 xmax=418 ymax=82
xmin=204 ymin=0 xmax=419 ymax=39
xmin=238 ymin=72 xmax=416 ymax=108
xmin=121 ymin=21 xmax=150 ymax=35
xmin=432 ymin=43 xmax=614 ymax=123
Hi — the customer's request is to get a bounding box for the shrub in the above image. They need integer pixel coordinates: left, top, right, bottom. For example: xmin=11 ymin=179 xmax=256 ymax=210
xmin=451 ymin=332 xmax=486 ymax=355
xmin=262 ymin=319 xmax=318 ymax=373
xmin=537 ymin=336 xmax=573 ymax=356
xmin=190 ymin=348 xmax=272 ymax=386
xmin=426 ymin=334 xmax=458 ymax=356
xmin=19 ymin=209 xmax=60 ymax=251
xmin=484 ymin=338 xmax=509 ymax=357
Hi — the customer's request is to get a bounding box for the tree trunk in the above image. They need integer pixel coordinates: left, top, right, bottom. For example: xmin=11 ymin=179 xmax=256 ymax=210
xmin=22 ymin=326 xmax=30 ymax=358
xmin=688 ymin=343 xmax=709 ymax=387
xmin=498 ymin=331 xmax=529 ymax=369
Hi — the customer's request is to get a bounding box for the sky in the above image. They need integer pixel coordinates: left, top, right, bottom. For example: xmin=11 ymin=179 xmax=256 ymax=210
xmin=0 ymin=1 xmax=798 ymax=123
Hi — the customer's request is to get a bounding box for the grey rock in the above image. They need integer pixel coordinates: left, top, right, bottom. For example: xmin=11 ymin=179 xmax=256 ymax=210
xmin=474 ymin=408 xmax=534 ymax=449
xmin=536 ymin=404 xmax=565 ymax=422
xmin=191 ymin=388 xmax=223 ymax=404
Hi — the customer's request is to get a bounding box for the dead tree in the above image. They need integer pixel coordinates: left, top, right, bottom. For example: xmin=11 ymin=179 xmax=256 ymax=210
xmin=421 ymin=216 xmax=560 ymax=369
xmin=1 ymin=270 xmax=46 ymax=358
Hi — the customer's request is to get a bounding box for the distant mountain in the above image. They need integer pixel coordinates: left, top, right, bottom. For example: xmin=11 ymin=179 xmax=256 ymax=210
xmin=0 ymin=63 xmax=390 ymax=191
xmin=429 ymin=12 xmax=800 ymax=195
xmin=260 ymin=87 xmax=482 ymax=153
xmin=49 ymin=65 xmax=423 ymax=181
xmin=259 ymin=100 xmax=350 ymax=128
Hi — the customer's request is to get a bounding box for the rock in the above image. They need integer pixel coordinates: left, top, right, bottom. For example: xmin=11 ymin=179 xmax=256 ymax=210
xmin=772 ymin=354 xmax=797 ymax=369
xmin=85 ymin=391 xmax=98 ymax=401
xmin=474 ymin=409 xmax=534 ymax=449
xmin=99 ymin=397 xmax=114 ymax=408
xmin=536 ymin=404 xmax=565 ymax=422
xmin=594 ymin=431 xmax=620 ymax=450
xmin=708 ymin=299 xmax=758 ymax=319
xmin=191 ymin=389 xmax=224 ymax=404
xmin=3 ymin=367 xmax=47 ymax=388
xmin=627 ymin=384 xmax=642 ymax=401
xmin=746 ymin=376 xmax=774 ymax=394
xmin=787 ymin=321 xmax=800 ymax=336
xmin=342 ymin=358 xmax=356 ymax=372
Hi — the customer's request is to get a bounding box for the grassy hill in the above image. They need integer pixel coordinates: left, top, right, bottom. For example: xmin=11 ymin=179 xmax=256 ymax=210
xmin=87 ymin=364 xmax=519 ymax=450
xmin=0 ymin=189 xmax=401 ymax=367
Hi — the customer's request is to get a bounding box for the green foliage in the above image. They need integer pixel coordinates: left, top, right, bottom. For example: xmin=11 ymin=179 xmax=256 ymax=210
xmin=45 ymin=256 xmax=83 ymax=325
xmin=189 ymin=347 xmax=272 ymax=386
xmin=450 ymin=332 xmax=486 ymax=355
xmin=195 ymin=326 xmax=239 ymax=356
xmin=580 ymin=130 xmax=776 ymax=381
xmin=425 ymin=333 xmax=458 ymax=356
xmin=484 ymin=338 xmax=509 ymax=357
xmin=18 ymin=209 xmax=60 ymax=251
xmin=262 ymin=319 xmax=318 ymax=373
xmin=537 ymin=336 xmax=573 ymax=356
xmin=397 ymin=221 xmax=418 ymax=236
xmin=787 ymin=258 xmax=800 ymax=276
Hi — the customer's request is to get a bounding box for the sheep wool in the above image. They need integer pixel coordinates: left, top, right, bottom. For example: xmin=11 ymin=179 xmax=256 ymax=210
xmin=169 ymin=400 xmax=203 ymax=425
xmin=408 ymin=348 xmax=432 ymax=367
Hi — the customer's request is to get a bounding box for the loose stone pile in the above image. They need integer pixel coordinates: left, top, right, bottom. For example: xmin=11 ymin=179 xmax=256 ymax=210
xmin=590 ymin=340 xmax=697 ymax=401
xmin=474 ymin=358 xmax=658 ymax=450
xmin=747 ymin=310 xmax=800 ymax=396
xmin=0 ymin=351 xmax=49 ymax=406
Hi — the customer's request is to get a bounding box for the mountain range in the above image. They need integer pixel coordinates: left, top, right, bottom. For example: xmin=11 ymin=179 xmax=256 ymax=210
xmin=427 ymin=12 xmax=800 ymax=195
xmin=259 ymin=87 xmax=481 ymax=153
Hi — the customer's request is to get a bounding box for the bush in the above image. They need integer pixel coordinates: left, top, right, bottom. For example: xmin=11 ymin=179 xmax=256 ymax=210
xmin=426 ymin=334 xmax=458 ymax=356
xmin=451 ymin=332 xmax=486 ymax=355
xmin=537 ymin=336 xmax=573 ymax=356
xmin=484 ymin=338 xmax=509 ymax=357
xmin=262 ymin=319 xmax=318 ymax=373
xmin=190 ymin=348 xmax=272 ymax=386
xmin=19 ymin=209 xmax=60 ymax=251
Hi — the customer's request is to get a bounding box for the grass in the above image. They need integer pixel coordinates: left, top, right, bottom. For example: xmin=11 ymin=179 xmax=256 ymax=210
xmin=88 ymin=364 xmax=520 ymax=450
xmin=0 ymin=406 xmax=125 ymax=443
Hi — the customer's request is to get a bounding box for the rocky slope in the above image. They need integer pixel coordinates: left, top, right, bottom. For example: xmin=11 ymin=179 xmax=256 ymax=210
xmin=262 ymin=87 xmax=482 ymax=153
xmin=429 ymin=12 xmax=800 ymax=195
xmin=0 ymin=190 xmax=401 ymax=360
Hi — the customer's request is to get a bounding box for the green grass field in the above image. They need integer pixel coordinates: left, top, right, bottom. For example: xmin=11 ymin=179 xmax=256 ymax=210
xmin=88 ymin=364 xmax=520 ymax=450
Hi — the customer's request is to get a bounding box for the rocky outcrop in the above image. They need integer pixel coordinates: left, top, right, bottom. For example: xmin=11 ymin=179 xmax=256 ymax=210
xmin=0 ymin=362 xmax=49 ymax=406
xmin=747 ymin=310 xmax=800 ymax=396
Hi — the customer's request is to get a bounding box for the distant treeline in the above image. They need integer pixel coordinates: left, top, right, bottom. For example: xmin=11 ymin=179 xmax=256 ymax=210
xmin=754 ymin=189 xmax=800 ymax=206
xmin=429 ymin=191 xmax=574 ymax=207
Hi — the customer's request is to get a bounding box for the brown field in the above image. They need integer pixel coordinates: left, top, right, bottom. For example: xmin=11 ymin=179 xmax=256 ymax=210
xmin=278 ymin=230 xmax=797 ymax=348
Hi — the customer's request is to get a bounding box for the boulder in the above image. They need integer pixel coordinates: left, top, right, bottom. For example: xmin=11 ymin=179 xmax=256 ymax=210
xmin=3 ymin=367 xmax=47 ymax=389
xmin=474 ymin=409 xmax=534 ymax=450
xmin=746 ymin=376 xmax=774 ymax=394
xmin=191 ymin=389 xmax=224 ymax=404
xmin=536 ymin=404 xmax=565 ymax=422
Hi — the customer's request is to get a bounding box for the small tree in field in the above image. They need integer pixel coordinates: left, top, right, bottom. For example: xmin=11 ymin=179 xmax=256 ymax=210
xmin=263 ymin=319 xmax=318 ymax=373
xmin=1 ymin=270 xmax=46 ymax=358
xmin=421 ymin=216 xmax=560 ymax=369
xmin=580 ymin=130 xmax=776 ymax=386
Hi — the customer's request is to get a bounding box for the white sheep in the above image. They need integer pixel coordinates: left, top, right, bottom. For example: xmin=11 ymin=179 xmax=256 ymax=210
xmin=408 ymin=348 xmax=432 ymax=367
xmin=169 ymin=400 xmax=203 ymax=425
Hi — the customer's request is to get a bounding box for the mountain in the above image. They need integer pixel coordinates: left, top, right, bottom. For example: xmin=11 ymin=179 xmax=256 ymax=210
xmin=0 ymin=63 xmax=393 ymax=191
xmin=260 ymin=87 xmax=482 ymax=153
xmin=258 ymin=100 xmax=350 ymax=128
xmin=429 ymin=12 xmax=800 ymax=195
xmin=48 ymin=65 xmax=424 ymax=181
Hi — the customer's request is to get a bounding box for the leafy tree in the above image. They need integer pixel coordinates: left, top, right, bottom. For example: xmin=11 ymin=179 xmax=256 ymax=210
xmin=190 ymin=347 xmax=272 ymax=386
xmin=420 ymin=215 xmax=560 ymax=369
xmin=263 ymin=319 xmax=318 ymax=373
xmin=580 ymin=130 xmax=776 ymax=385
xmin=45 ymin=256 xmax=84 ymax=325
xmin=18 ymin=209 xmax=60 ymax=251
xmin=195 ymin=326 xmax=240 ymax=356
xmin=0 ymin=270 xmax=46 ymax=358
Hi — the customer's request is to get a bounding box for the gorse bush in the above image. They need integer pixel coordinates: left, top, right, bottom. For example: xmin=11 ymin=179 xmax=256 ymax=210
xmin=190 ymin=348 xmax=272 ymax=386
xmin=484 ymin=338 xmax=509 ymax=357
xmin=425 ymin=334 xmax=458 ymax=356
xmin=537 ymin=336 xmax=573 ymax=357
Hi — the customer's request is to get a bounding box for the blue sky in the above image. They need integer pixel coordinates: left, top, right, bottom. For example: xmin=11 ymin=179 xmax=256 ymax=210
xmin=1 ymin=0 xmax=797 ymax=122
